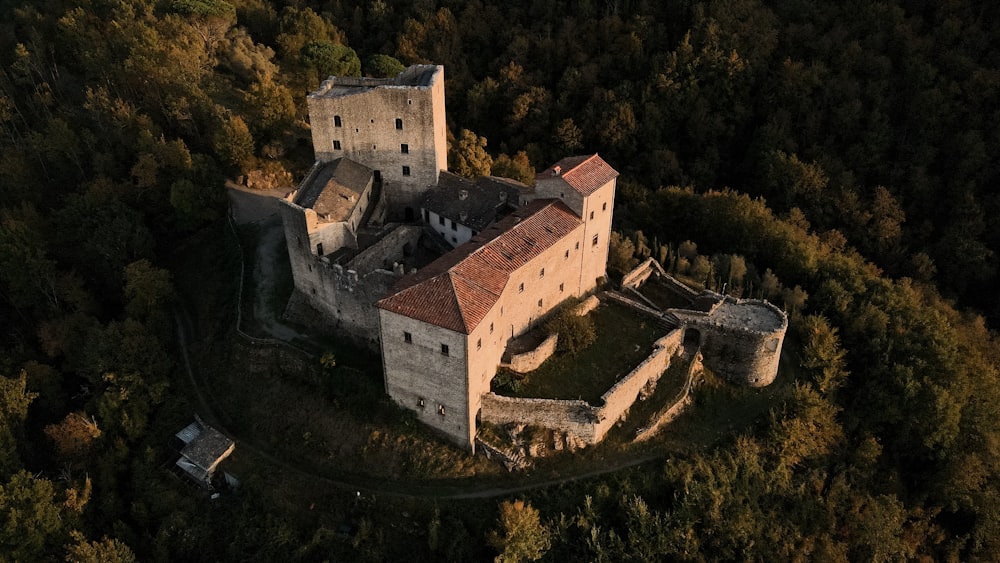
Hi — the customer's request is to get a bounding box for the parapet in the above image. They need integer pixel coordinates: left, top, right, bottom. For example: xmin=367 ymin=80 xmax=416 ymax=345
xmin=309 ymin=65 xmax=441 ymax=99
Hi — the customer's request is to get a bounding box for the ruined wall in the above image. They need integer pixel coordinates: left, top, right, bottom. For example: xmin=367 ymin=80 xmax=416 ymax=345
xmin=507 ymin=334 xmax=558 ymax=373
xmin=297 ymin=261 xmax=398 ymax=345
xmin=346 ymin=225 xmax=423 ymax=274
xmin=673 ymin=298 xmax=787 ymax=387
xmin=480 ymin=395 xmax=599 ymax=443
xmin=574 ymin=295 xmax=601 ymax=316
xmin=621 ymin=257 xmax=668 ymax=289
xmin=481 ymin=328 xmax=683 ymax=445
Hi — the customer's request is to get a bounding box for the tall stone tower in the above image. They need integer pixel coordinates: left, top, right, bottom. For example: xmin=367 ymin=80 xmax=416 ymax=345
xmin=307 ymin=65 xmax=447 ymax=221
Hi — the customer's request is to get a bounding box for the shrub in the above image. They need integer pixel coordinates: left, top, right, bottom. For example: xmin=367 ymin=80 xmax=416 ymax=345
xmin=544 ymin=305 xmax=596 ymax=355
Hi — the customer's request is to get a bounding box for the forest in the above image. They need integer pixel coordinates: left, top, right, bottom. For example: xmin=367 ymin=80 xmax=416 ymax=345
xmin=1 ymin=0 xmax=999 ymax=560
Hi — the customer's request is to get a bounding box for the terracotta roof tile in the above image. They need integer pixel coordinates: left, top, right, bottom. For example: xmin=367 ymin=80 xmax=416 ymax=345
xmin=377 ymin=200 xmax=581 ymax=333
xmin=537 ymin=154 xmax=619 ymax=196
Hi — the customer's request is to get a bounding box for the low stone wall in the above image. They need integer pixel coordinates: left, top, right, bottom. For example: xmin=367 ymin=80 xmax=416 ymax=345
xmin=574 ymin=295 xmax=601 ymax=316
xmin=621 ymin=257 xmax=668 ymax=289
xmin=480 ymin=394 xmax=600 ymax=443
xmin=507 ymin=333 xmax=558 ymax=372
xmin=481 ymin=328 xmax=684 ymax=445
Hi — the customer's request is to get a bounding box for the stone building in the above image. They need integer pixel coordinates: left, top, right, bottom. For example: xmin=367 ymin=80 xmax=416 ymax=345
xmin=377 ymin=154 xmax=618 ymax=447
xmin=307 ymin=64 xmax=447 ymax=219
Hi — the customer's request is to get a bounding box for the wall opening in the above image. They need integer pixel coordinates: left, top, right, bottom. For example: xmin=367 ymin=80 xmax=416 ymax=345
xmin=405 ymin=207 xmax=414 ymax=221
xmin=683 ymin=328 xmax=701 ymax=349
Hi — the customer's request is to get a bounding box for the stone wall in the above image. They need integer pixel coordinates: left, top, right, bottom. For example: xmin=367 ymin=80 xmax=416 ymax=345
xmin=507 ymin=333 xmax=558 ymax=372
xmin=621 ymin=257 xmax=668 ymax=289
xmin=480 ymin=328 xmax=684 ymax=445
xmin=574 ymin=295 xmax=601 ymax=316
xmin=346 ymin=225 xmax=423 ymax=274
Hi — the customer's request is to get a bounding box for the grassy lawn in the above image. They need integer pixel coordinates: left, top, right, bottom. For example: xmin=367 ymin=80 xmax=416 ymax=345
xmin=497 ymin=300 xmax=665 ymax=405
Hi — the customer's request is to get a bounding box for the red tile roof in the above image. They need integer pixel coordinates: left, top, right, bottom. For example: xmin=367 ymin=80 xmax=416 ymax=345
xmin=537 ymin=154 xmax=619 ymax=196
xmin=377 ymin=200 xmax=581 ymax=334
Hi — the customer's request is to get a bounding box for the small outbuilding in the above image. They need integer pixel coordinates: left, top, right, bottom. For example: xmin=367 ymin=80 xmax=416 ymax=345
xmin=174 ymin=419 xmax=236 ymax=489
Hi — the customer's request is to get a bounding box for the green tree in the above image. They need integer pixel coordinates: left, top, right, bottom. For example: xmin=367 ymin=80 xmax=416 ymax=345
xmin=488 ymin=500 xmax=551 ymax=563
xmin=64 ymin=531 xmax=136 ymax=563
xmin=0 ymin=471 xmax=65 ymax=561
xmin=449 ymin=129 xmax=492 ymax=178
xmin=365 ymin=54 xmax=405 ymax=78
xmin=0 ymin=372 xmax=36 ymax=476
xmin=491 ymin=151 xmax=534 ymax=185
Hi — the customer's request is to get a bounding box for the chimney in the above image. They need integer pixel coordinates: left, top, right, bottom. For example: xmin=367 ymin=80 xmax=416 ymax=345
xmin=552 ymin=165 xmax=562 ymax=176
xmin=459 ymin=189 xmax=469 ymax=200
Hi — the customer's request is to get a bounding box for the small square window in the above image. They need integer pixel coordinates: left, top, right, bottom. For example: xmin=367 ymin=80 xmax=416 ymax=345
xmin=395 ymin=118 xmax=403 ymax=130
xmin=602 ymin=202 xmax=607 ymax=211
xmin=490 ymin=322 xmax=494 ymax=334
xmin=539 ymin=268 xmax=545 ymax=278
xmin=333 ymin=140 xmax=341 ymax=150
xmin=401 ymin=143 xmax=409 ymax=154
xmin=372 ymin=144 xmax=377 ymax=150
xmin=438 ymin=404 xmax=446 ymax=416
xmin=559 ymin=283 xmax=564 ymax=292
xmin=538 ymin=299 xmax=543 ymax=308
xmin=565 ymin=250 xmax=569 ymax=259
xmin=441 ymin=343 xmax=449 ymax=356
xmin=355 ymin=128 xmax=360 ymax=133
xmin=407 ymin=99 xmax=413 ymax=105
xmin=439 ymin=216 xmax=445 ymax=226
xmin=370 ymin=118 xmax=375 ymax=123
xmin=451 ymin=236 xmax=457 ymax=243
xmin=589 ymin=211 xmax=594 ymax=220
xmin=592 ymin=234 xmax=599 ymax=246
xmin=417 ymin=398 xmax=425 ymax=407
xmin=334 ymin=115 xmax=342 ymax=127
xmin=477 ymin=339 xmax=482 ymax=350
xmin=402 ymin=165 xmax=411 ymax=176
xmin=575 ymin=242 xmax=580 ymax=250
xmin=518 ymin=283 xmax=524 ymax=293
xmin=451 ymin=220 xmax=457 ymax=230
xmin=404 ymin=332 xmax=412 ymax=343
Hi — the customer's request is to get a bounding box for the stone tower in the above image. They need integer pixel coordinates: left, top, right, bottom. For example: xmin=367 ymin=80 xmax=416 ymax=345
xmin=307 ymin=65 xmax=447 ymax=221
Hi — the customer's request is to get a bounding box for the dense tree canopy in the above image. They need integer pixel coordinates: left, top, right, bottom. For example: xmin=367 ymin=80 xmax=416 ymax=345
xmin=1 ymin=0 xmax=999 ymax=560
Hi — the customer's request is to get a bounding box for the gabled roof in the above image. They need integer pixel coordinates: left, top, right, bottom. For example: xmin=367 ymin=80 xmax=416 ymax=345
xmin=421 ymin=172 xmax=523 ymax=231
xmin=377 ymin=200 xmax=581 ymax=334
xmin=294 ymin=158 xmax=372 ymax=221
xmin=536 ymin=154 xmax=619 ymax=196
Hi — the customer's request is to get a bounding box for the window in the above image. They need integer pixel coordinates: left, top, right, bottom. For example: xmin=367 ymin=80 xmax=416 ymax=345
xmin=575 ymin=242 xmax=580 ymax=250
xmin=477 ymin=339 xmax=482 ymax=350
xmin=439 ymin=216 xmax=445 ymax=226
xmin=518 ymin=283 xmax=524 ymax=293
xmin=370 ymin=118 xmax=375 ymax=123
xmin=450 ymin=220 xmax=457 ymax=231
xmin=539 ymin=268 xmax=545 ymax=278
xmin=565 ymin=250 xmax=569 ymax=259
xmin=372 ymin=144 xmax=377 ymax=150
xmin=333 ymin=140 xmax=341 ymax=150
xmin=451 ymin=236 xmax=457 ymax=243
xmin=404 ymin=332 xmax=412 ymax=343
xmin=438 ymin=404 xmax=446 ymax=416
xmin=402 ymin=165 xmax=411 ymax=176
xmin=334 ymin=115 xmax=342 ymax=127
xmin=400 ymin=143 xmax=409 ymax=154
xmin=407 ymin=99 xmax=413 ymax=105
xmin=592 ymin=234 xmax=599 ymax=246
xmin=490 ymin=322 xmax=494 ymax=334
xmin=602 ymin=202 xmax=607 ymax=211
xmin=308 ymin=264 xmax=312 ymax=272
xmin=417 ymin=398 xmax=425 ymax=408
xmin=395 ymin=118 xmax=403 ymax=130
xmin=538 ymin=299 xmax=543 ymax=308
xmin=441 ymin=343 xmax=449 ymax=356
xmin=317 ymin=243 xmax=324 ymax=255
xmin=589 ymin=211 xmax=594 ymax=220
xmin=559 ymin=283 xmax=564 ymax=292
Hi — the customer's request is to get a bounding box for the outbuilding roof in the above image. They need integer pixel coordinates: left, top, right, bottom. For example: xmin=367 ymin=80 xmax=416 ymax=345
xmin=293 ymin=158 xmax=372 ymax=221
xmin=377 ymin=199 xmax=581 ymax=333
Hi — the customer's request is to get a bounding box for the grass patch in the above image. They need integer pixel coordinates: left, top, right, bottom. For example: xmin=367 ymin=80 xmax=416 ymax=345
xmin=497 ymin=300 xmax=664 ymax=405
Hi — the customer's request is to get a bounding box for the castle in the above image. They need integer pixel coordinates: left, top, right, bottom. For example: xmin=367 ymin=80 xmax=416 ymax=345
xmin=278 ymin=65 xmax=785 ymax=452
xmin=279 ymin=65 xmax=616 ymax=449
